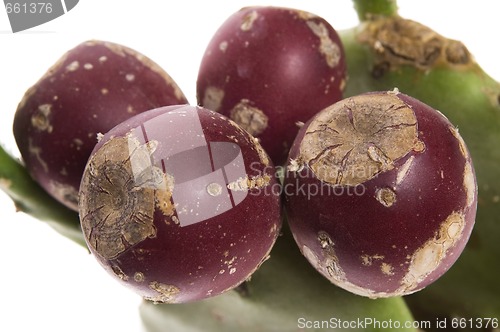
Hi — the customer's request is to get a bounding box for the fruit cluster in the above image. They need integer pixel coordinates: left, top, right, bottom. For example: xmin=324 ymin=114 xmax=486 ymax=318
xmin=3 ymin=1 xmax=499 ymax=330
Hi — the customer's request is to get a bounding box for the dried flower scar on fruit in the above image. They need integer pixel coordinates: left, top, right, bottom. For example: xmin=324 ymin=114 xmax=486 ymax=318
xmin=13 ymin=40 xmax=187 ymax=211
xmin=197 ymin=6 xmax=346 ymax=164
xmin=284 ymin=90 xmax=477 ymax=298
xmin=79 ymin=105 xmax=281 ymax=303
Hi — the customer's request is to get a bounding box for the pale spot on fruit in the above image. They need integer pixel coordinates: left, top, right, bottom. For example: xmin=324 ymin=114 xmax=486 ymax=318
xmin=134 ymin=272 xmax=145 ymax=282
xmin=398 ymin=212 xmax=465 ymax=294
xmin=66 ymin=61 xmax=79 ymax=72
xmin=308 ymin=233 xmax=382 ymax=298
xmin=375 ymin=187 xmax=397 ymax=207
xmin=241 ymin=10 xmax=258 ymax=31
xmin=203 ymin=86 xmax=224 ymax=112
xmin=229 ymin=99 xmax=269 ymax=136
xmin=360 ymin=254 xmax=384 ymax=266
xmin=31 ymin=104 xmax=53 ymax=133
xmin=227 ymin=174 xmax=271 ymax=191
xmin=111 ymin=265 xmax=128 ymax=281
xmin=381 ymin=262 xmax=394 ymax=276
xmin=219 ymin=41 xmax=228 ymax=52
xmin=306 ymin=21 xmax=341 ymax=68
xmin=287 ymin=158 xmax=304 ymax=172
xmin=207 ymin=182 xmax=223 ymax=197
xmin=146 ymin=281 xmax=180 ymax=304
xmin=28 ymin=139 xmax=48 ymax=173
xmin=449 ymin=126 xmax=468 ymax=158
xmin=463 ymin=162 xmax=476 ymax=208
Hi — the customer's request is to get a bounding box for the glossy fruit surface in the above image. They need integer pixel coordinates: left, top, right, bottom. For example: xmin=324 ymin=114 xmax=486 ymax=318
xmin=79 ymin=105 xmax=281 ymax=303
xmin=13 ymin=40 xmax=187 ymax=210
xmin=284 ymin=90 xmax=477 ymax=298
xmin=197 ymin=6 xmax=346 ymax=164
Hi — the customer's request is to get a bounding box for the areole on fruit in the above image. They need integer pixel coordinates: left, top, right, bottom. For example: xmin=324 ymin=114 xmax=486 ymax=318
xmin=284 ymin=90 xmax=477 ymax=298
xmin=295 ymin=92 xmax=425 ymax=186
xmin=80 ymin=135 xmax=161 ymax=260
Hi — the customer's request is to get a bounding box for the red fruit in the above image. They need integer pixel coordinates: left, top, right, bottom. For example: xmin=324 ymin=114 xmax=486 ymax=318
xmin=79 ymin=105 xmax=281 ymax=303
xmin=13 ymin=40 xmax=187 ymax=210
xmin=284 ymin=90 xmax=477 ymax=298
xmin=197 ymin=6 xmax=346 ymax=164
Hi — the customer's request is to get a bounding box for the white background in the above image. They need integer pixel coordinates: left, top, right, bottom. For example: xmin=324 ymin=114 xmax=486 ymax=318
xmin=1 ymin=1 xmax=499 ymax=331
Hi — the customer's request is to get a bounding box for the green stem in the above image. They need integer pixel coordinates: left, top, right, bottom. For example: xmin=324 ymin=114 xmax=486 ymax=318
xmin=0 ymin=145 xmax=85 ymax=247
xmin=353 ymin=0 xmax=399 ymax=21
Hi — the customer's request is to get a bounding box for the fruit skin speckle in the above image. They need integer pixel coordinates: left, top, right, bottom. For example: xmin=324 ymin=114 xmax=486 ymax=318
xmin=13 ymin=40 xmax=187 ymax=211
xmin=197 ymin=6 xmax=346 ymax=164
xmin=79 ymin=105 xmax=282 ymax=303
xmin=284 ymin=91 xmax=477 ymax=298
